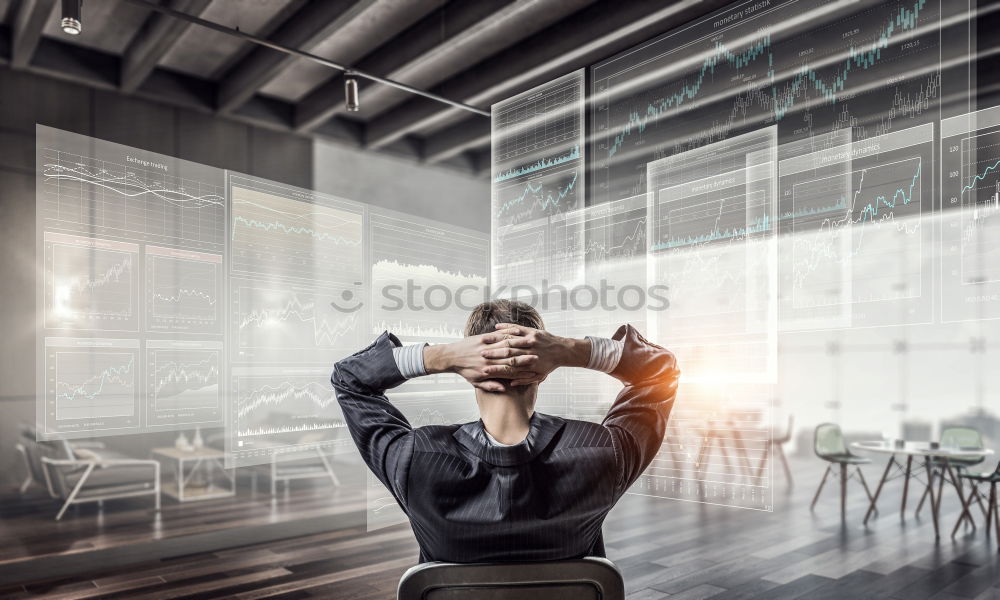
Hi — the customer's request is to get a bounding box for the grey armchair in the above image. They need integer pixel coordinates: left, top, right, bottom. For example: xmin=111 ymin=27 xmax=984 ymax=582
xmin=397 ymin=557 xmax=625 ymax=600
xmin=17 ymin=428 xmax=160 ymax=520
xmin=15 ymin=424 xmax=115 ymax=493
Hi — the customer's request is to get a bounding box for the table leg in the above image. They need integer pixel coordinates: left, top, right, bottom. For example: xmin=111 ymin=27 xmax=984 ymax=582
xmin=177 ymin=458 xmax=184 ymax=501
xmin=840 ymin=463 xmax=847 ymax=522
xmin=973 ymin=485 xmax=990 ymax=521
xmin=779 ymin=446 xmax=793 ymax=486
xmin=993 ymin=483 xmax=999 ymax=543
xmin=945 ymin=462 xmax=973 ymax=533
xmin=756 ymin=443 xmax=770 ymax=482
xmin=729 ymin=427 xmax=753 ymax=483
xmin=865 ymin=455 xmax=895 ymax=525
xmin=952 ymin=481 xmax=978 ymax=538
xmin=987 ymin=484 xmax=995 ymax=534
xmin=901 ymin=456 xmax=913 ymax=518
xmin=180 ymin=457 xmax=205 ymax=501
xmin=719 ymin=432 xmax=733 ymax=477
xmin=925 ymin=456 xmax=940 ymax=539
xmin=214 ymin=458 xmax=235 ymax=494
xmin=695 ymin=431 xmax=715 ymax=497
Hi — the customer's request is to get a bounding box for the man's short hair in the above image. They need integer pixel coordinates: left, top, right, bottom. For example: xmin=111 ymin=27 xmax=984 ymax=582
xmin=464 ymin=299 xmax=544 ymax=337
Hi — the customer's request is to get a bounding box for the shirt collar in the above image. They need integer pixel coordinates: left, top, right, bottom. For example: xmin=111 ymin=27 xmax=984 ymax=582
xmin=453 ymin=412 xmax=565 ymax=467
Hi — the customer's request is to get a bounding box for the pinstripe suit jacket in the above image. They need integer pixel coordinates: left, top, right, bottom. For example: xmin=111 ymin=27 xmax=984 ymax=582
xmin=332 ymin=324 xmax=678 ymax=563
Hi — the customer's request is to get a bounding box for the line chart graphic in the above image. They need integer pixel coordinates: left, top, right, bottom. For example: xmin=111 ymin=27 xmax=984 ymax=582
xmin=231 ymin=279 xmax=362 ymax=363
xmin=779 ymin=123 xmax=933 ymax=329
xmin=44 ymin=232 xmax=139 ymax=332
xmin=941 ymin=105 xmax=1000 ymax=322
xmin=647 ymin=128 xmax=777 ymax=384
xmin=584 ymin=194 xmax=647 ymax=263
xmin=55 ymin=354 xmax=135 ymax=418
xmin=228 ymin=369 xmax=351 ymax=468
xmin=41 ymin=338 xmax=140 ymax=438
xmin=151 ymin=352 xmax=218 ymax=410
xmin=38 ymin=126 xmax=226 ymax=252
xmin=145 ymin=341 xmax=222 ymax=429
xmin=146 ymin=246 xmax=223 ymax=334
xmin=370 ymin=209 xmax=488 ymax=342
xmin=791 ymin=159 xmax=922 ymax=301
xmin=592 ymin=0 xmax=971 ymax=204
xmin=495 ymin=168 xmax=580 ymax=227
xmin=229 ymin=176 xmax=364 ymax=284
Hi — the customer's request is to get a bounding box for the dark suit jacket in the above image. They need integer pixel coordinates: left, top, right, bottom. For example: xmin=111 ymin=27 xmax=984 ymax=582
xmin=331 ymin=324 xmax=678 ymax=563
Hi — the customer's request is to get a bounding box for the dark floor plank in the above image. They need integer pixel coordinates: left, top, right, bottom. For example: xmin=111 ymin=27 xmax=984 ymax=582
xmin=754 ymin=574 xmax=835 ymax=600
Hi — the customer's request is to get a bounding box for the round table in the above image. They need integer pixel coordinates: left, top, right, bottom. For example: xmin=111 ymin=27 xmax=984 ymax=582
xmin=851 ymin=441 xmax=994 ymax=538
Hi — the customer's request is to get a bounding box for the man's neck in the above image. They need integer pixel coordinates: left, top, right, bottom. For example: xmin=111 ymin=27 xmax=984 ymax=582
xmin=475 ymin=393 xmax=534 ymax=445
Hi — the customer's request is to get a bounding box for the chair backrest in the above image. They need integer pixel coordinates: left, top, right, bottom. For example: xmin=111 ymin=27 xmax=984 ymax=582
xmin=940 ymin=426 xmax=983 ymax=450
xmin=397 ymin=558 xmax=624 ymax=600
xmin=814 ymin=423 xmax=847 ymax=459
xmin=18 ymin=427 xmax=74 ymax=487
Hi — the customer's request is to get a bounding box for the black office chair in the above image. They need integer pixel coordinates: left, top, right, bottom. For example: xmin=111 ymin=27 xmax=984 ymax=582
xmin=810 ymin=423 xmax=875 ymax=522
xmin=397 ymin=558 xmax=625 ymax=600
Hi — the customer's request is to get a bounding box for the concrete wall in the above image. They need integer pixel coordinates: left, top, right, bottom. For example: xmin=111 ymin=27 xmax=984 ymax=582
xmin=0 ymin=66 xmax=488 ymax=486
xmin=313 ymin=139 xmax=489 ymax=232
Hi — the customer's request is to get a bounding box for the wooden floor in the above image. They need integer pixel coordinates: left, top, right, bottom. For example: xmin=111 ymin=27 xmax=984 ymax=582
xmin=1 ymin=456 xmax=998 ymax=599
xmin=0 ymin=461 xmax=366 ymax=568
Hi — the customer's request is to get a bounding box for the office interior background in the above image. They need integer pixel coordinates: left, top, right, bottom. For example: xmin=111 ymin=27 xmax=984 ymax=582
xmin=1 ymin=0 xmax=1000 ymax=597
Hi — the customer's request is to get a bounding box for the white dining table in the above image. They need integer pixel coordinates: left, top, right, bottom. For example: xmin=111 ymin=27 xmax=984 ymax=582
xmin=851 ymin=441 xmax=994 ymax=539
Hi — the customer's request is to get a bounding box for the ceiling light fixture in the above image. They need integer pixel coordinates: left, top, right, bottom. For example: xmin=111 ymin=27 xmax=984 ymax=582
xmin=122 ymin=0 xmax=489 ymax=117
xmin=344 ymin=73 xmax=360 ymax=112
xmin=61 ymin=0 xmax=82 ymax=35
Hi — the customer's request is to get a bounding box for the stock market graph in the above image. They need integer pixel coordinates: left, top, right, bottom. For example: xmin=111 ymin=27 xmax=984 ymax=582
xmin=37 ymin=126 xmax=226 ymax=438
xmin=592 ymin=0 xmax=970 ymax=203
xmin=492 ymin=69 xmax=586 ymax=290
xmin=225 ymin=176 xmax=366 ymax=467
xmin=941 ymin=105 xmax=1000 ymax=322
xmin=369 ymin=208 xmax=489 ymax=342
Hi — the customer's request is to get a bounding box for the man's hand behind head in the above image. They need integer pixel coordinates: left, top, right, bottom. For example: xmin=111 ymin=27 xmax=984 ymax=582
xmin=424 ymin=333 xmax=541 ymax=392
xmin=480 ymin=324 xmax=591 ymax=386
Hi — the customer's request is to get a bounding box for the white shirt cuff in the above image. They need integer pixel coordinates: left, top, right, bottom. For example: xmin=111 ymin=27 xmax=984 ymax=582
xmin=585 ymin=336 xmax=624 ymax=373
xmin=392 ymin=343 xmax=428 ymax=379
